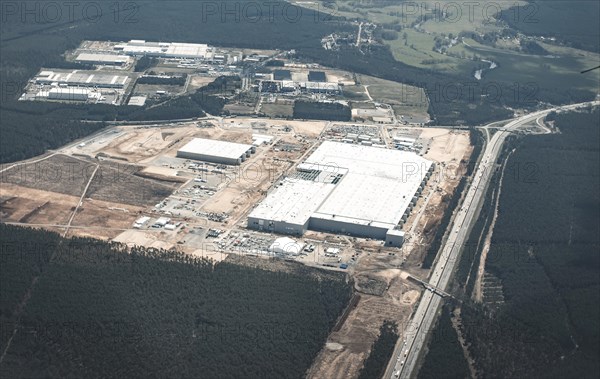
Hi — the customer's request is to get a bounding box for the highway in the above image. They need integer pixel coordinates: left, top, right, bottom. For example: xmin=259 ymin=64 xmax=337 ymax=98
xmin=385 ymin=101 xmax=598 ymax=379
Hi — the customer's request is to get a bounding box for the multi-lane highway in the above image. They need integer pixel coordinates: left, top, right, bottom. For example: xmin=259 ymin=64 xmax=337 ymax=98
xmin=386 ymin=101 xmax=599 ymax=379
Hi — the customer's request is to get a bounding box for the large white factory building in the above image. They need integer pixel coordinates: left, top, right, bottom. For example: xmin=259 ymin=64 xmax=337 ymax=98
xmin=114 ymin=40 xmax=217 ymax=60
xmin=177 ymin=138 xmax=255 ymax=165
xmin=248 ymin=141 xmax=433 ymax=246
xmin=34 ymin=70 xmax=130 ymax=89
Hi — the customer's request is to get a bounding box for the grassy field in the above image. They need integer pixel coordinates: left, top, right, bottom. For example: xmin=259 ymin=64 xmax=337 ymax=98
xmin=458 ymin=38 xmax=600 ymax=92
xmin=261 ymin=102 xmax=294 ymax=118
xmin=300 ymin=0 xmax=599 ymax=97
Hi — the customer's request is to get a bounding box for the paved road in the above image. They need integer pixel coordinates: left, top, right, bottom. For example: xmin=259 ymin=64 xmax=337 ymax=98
xmin=385 ymin=101 xmax=599 ymax=379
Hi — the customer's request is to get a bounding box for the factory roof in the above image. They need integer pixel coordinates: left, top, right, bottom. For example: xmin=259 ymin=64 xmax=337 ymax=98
xmin=178 ymin=138 xmax=252 ymax=160
xmin=75 ymin=53 xmax=130 ymax=63
xmin=248 ymin=178 xmax=336 ymax=227
xmin=250 ymin=141 xmax=432 ymax=232
xmin=306 ymin=141 xmax=431 ymax=227
xmin=273 ymin=69 xmax=292 ymax=80
xmin=114 ymin=40 xmax=209 ymax=58
xmin=165 ymin=43 xmax=209 ymax=58
xmin=34 ymin=70 xmax=129 ymax=87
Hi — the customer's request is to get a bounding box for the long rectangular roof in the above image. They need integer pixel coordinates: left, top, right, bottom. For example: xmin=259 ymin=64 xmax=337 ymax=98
xmin=306 ymin=141 xmax=432 ymax=227
xmin=178 ymin=138 xmax=252 ymax=160
xmin=249 ymin=179 xmax=335 ymax=226
xmin=249 ymin=141 xmax=432 ymax=232
xmin=75 ymin=53 xmax=130 ymax=64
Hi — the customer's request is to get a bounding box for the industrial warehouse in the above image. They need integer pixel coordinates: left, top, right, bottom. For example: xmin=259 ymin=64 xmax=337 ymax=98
xmin=248 ymin=141 xmax=433 ymax=245
xmin=74 ymin=53 xmax=131 ymax=67
xmin=258 ymin=69 xmax=343 ymax=94
xmin=176 ymin=138 xmax=255 ymax=165
xmin=33 ymin=70 xmax=131 ymax=89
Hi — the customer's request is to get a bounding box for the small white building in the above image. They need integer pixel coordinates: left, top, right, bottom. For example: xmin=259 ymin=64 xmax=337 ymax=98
xmin=155 ymin=217 xmax=171 ymax=227
xmin=268 ymin=237 xmax=304 ymax=255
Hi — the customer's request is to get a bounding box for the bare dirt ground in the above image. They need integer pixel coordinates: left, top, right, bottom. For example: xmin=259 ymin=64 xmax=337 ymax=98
xmin=0 ymin=183 xmax=143 ymax=239
xmin=99 ymin=126 xmax=197 ymax=163
xmin=308 ymin=254 xmax=421 ymax=379
xmin=1 ymin=184 xmax=76 ymax=225
xmin=422 ymin=129 xmax=470 ymax=164
xmin=188 ymin=75 xmax=216 ymax=91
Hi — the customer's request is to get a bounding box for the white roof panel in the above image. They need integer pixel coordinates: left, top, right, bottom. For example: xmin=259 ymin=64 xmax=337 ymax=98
xmin=306 ymin=141 xmax=432 ymax=227
xmin=76 ymin=53 xmax=130 ymax=63
xmin=178 ymin=138 xmax=252 ymax=160
xmin=249 ymin=178 xmax=335 ymax=226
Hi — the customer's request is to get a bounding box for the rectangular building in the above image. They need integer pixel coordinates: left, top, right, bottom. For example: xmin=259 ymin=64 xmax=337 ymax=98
xmin=75 ymin=53 xmax=130 ymax=66
xmin=248 ymin=141 xmax=433 ymax=245
xmin=36 ymin=87 xmax=91 ymax=101
xmin=114 ymin=40 xmax=209 ymax=59
xmin=34 ymin=70 xmax=130 ymax=89
xmin=177 ymin=138 xmax=253 ymax=165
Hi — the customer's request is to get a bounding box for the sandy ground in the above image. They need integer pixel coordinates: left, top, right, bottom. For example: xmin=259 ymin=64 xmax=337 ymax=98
xmin=422 ymin=129 xmax=470 ymax=164
xmin=1 ymin=183 xmax=144 ymax=239
xmin=99 ymin=127 xmax=197 ymax=163
xmin=188 ymin=75 xmax=216 ymax=90
xmin=1 ymin=183 xmax=77 ymax=225
xmin=113 ymin=229 xmax=175 ymax=250
xmin=308 ymin=254 xmax=421 ymax=379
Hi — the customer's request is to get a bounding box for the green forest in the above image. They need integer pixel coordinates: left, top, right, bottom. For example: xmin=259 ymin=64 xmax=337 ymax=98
xmin=418 ymin=306 xmax=470 ymax=379
xmin=357 ymin=320 xmax=399 ymax=379
xmin=440 ymin=108 xmax=600 ymax=379
xmin=293 ymin=101 xmax=352 ymax=121
xmin=0 ymin=224 xmax=352 ymax=378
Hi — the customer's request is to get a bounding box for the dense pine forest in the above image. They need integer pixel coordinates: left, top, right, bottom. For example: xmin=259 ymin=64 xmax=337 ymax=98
xmin=425 ymin=108 xmax=600 ymax=378
xmin=357 ymin=320 xmax=399 ymax=379
xmin=0 ymin=225 xmax=352 ymax=378
xmin=418 ymin=307 xmax=470 ymax=379
xmin=293 ymin=101 xmax=352 ymax=121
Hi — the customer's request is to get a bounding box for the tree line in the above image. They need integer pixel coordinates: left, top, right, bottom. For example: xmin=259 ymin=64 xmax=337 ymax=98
xmin=0 ymin=224 xmax=353 ymax=378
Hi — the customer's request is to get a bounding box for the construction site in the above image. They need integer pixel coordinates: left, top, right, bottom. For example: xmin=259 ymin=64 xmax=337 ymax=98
xmin=0 ymin=109 xmax=471 ymax=377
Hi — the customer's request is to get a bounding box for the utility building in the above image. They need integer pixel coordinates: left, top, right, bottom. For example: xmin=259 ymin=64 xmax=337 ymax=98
xmin=75 ymin=53 xmax=131 ymax=66
xmin=177 ymin=138 xmax=254 ymax=165
xmin=248 ymin=141 xmax=433 ymax=246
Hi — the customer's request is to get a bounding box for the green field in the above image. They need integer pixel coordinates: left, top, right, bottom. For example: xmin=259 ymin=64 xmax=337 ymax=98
xmin=304 ymin=0 xmax=600 ymax=96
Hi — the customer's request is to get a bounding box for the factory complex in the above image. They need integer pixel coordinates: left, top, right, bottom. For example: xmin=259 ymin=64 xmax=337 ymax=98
xmin=112 ymin=40 xmax=241 ymax=63
xmin=248 ymin=141 xmax=433 ymax=246
xmin=259 ymin=69 xmax=343 ymax=94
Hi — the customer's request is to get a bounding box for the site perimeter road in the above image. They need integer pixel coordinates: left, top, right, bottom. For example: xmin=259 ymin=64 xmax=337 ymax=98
xmin=385 ymin=101 xmax=599 ymax=379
